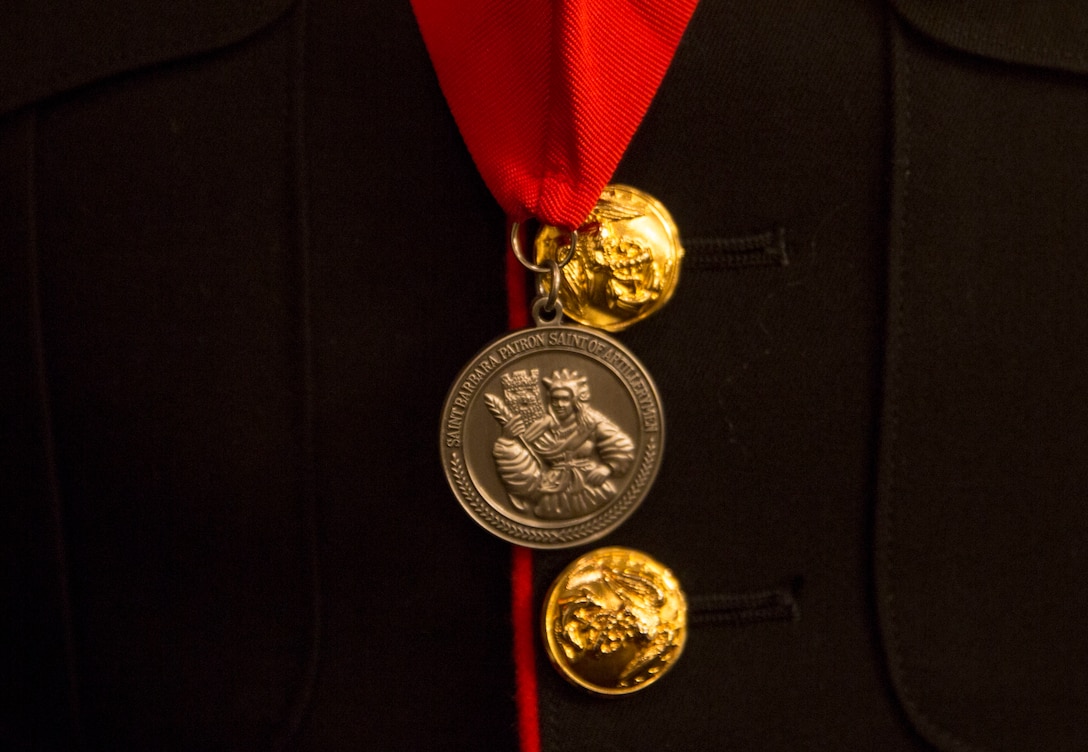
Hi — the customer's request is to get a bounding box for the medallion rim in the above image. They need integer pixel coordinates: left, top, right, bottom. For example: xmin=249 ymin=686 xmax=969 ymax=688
xmin=439 ymin=324 xmax=664 ymax=549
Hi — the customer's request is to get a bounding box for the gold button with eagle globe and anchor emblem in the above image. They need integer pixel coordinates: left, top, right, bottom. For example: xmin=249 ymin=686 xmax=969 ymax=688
xmin=534 ymin=185 xmax=684 ymax=332
xmin=542 ymin=547 xmax=687 ymax=695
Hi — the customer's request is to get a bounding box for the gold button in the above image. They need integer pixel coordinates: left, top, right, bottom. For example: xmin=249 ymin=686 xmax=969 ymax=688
xmin=542 ymin=547 xmax=687 ymax=695
xmin=535 ymin=185 xmax=684 ymax=332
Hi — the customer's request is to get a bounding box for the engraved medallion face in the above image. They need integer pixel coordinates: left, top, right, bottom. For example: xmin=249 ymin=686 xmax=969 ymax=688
xmin=543 ymin=547 xmax=687 ymax=695
xmin=535 ymin=185 xmax=684 ymax=332
xmin=440 ymin=325 xmax=664 ymax=549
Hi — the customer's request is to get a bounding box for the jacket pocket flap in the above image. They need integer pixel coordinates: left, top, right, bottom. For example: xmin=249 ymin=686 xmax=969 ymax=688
xmin=892 ymin=0 xmax=1088 ymax=74
xmin=0 ymin=0 xmax=294 ymax=115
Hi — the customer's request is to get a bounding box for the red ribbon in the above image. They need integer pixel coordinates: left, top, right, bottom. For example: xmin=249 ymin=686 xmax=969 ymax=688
xmin=411 ymin=0 xmax=699 ymax=230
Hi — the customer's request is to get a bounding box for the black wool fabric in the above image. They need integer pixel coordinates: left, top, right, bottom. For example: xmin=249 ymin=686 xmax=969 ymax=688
xmin=2 ymin=1 xmax=1086 ymax=751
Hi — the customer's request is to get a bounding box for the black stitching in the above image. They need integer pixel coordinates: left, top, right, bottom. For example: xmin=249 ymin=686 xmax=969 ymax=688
xmin=271 ymin=3 xmax=322 ymax=750
xmin=684 ymin=227 xmax=788 ymax=270
xmin=688 ymin=577 xmax=801 ymax=627
xmin=24 ymin=102 xmax=85 ymax=746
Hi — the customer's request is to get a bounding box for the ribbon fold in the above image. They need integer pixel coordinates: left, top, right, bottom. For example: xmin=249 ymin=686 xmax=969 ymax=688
xmin=412 ymin=0 xmax=698 ymax=229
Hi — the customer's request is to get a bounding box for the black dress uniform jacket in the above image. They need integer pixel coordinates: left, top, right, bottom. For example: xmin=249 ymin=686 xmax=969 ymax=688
xmin=4 ymin=1 xmax=1087 ymax=750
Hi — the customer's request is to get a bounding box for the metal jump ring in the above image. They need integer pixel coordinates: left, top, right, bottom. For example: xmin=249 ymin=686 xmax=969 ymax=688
xmin=510 ymin=222 xmax=578 ymax=273
xmin=539 ymin=258 xmax=562 ymax=311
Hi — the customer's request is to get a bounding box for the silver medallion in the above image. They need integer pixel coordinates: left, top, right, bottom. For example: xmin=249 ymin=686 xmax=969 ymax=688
xmin=440 ymin=322 xmax=664 ymax=549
